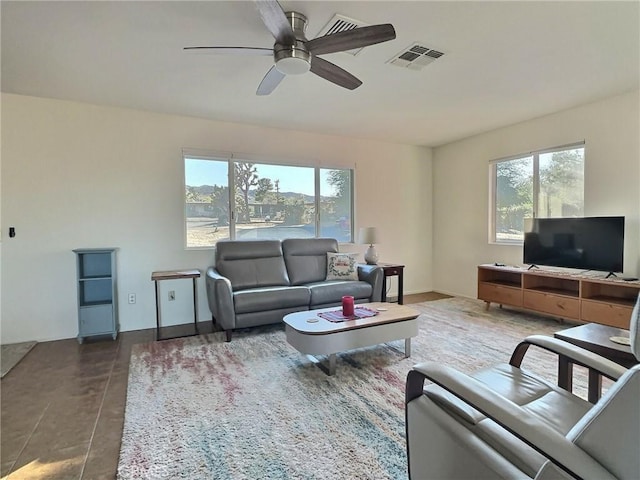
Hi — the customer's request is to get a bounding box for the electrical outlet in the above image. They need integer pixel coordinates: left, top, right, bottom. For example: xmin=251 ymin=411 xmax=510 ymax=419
xmin=168 ymin=290 xmax=175 ymax=301
xmin=128 ymin=293 xmax=136 ymax=304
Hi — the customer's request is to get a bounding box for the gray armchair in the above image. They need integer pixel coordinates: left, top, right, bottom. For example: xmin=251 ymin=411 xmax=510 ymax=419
xmin=405 ymin=295 xmax=640 ymax=479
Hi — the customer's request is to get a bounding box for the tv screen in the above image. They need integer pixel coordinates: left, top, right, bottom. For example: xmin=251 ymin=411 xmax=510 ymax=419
xmin=523 ymin=216 xmax=624 ymax=273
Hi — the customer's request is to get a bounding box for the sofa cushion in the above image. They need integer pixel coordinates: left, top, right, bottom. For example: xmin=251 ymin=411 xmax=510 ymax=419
xmin=307 ymin=280 xmax=373 ymax=306
xmin=326 ymin=252 xmax=358 ymax=281
xmin=282 ymin=238 xmax=338 ymax=285
xmin=216 ymin=240 xmax=289 ymax=291
xmin=233 ymin=286 xmax=310 ymax=314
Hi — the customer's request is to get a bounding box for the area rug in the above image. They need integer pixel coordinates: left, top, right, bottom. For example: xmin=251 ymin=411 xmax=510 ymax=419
xmin=117 ymin=297 xmax=589 ymax=480
xmin=1 ymin=341 xmax=37 ymax=378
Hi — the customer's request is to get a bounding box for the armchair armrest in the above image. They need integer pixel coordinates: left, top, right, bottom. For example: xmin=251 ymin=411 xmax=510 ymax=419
xmin=510 ymin=335 xmax=627 ymax=381
xmin=407 ymin=362 xmax=617 ymax=480
xmin=205 ymin=267 xmax=235 ymax=331
xmin=357 ymin=264 xmax=383 ymax=302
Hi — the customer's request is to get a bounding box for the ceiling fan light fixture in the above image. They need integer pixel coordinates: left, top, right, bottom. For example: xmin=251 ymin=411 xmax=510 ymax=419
xmin=274 ymin=44 xmax=311 ymax=75
xmin=275 ymin=56 xmax=311 ymax=75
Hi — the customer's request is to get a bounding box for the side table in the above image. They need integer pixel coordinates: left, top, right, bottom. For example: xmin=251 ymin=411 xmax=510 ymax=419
xmin=378 ymin=263 xmax=405 ymax=305
xmin=554 ymin=323 xmax=637 ymax=403
xmin=151 ymin=269 xmax=201 ymax=341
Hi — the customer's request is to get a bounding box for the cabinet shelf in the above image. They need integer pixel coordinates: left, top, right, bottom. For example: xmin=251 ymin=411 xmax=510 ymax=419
xmin=478 ymin=265 xmax=640 ymax=329
xmin=80 ymin=300 xmax=113 ymax=308
xmin=526 ymin=286 xmax=579 ymax=298
xmin=582 ymin=295 xmax=636 ymax=307
xmin=483 ymin=279 xmax=521 ymax=288
xmin=79 ymin=275 xmax=112 ymax=281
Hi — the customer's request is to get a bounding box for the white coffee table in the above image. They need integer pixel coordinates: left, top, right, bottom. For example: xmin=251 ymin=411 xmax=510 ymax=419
xmin=283 ymin=302 xmax=420 ymax=375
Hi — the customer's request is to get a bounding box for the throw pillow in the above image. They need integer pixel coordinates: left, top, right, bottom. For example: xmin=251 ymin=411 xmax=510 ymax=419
xmin=326 ymin=252 xmax=359 ymax=281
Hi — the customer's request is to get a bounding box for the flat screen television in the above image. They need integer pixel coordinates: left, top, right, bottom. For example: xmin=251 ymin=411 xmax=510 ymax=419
xmin=523 ymin=216 xmax=624 ymax=273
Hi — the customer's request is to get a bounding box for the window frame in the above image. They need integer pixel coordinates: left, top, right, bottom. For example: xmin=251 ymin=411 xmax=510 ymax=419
xmin=183 ymin=151 xmax=355 ymax=249
xmin=488 ymin=141 xmax=585 ymax=244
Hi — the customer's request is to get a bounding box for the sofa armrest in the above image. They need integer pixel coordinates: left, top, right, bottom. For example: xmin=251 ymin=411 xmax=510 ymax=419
xmin=205 ymin=267 xmax=235 ymax=331
xmin=407 ymin=362 xmax=618 ymax=480
xmin=357 ymin=264 xmax=383 ymax=302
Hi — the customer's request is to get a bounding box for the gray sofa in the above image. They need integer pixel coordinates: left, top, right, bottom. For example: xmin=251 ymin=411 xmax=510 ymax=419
xmin=206 ymin=238 xmax=383 ymax=341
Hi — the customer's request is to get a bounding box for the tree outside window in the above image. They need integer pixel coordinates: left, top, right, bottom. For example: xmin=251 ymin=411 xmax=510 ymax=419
xmin=492 ymin=145 xmax=584 ymax=243
xmin=184 ymin=156 xmax=353 ymax=247
xmin=320 ymin=169 xmax=352 ymax=240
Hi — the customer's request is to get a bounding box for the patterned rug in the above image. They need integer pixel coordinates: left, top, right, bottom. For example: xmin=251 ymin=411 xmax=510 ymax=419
xmin=118 ymin=297 xmax=589 ymax=480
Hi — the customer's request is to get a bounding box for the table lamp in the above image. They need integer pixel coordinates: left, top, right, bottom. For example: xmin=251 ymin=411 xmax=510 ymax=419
xmin=359 ymin=227 xmax=379 ymax=265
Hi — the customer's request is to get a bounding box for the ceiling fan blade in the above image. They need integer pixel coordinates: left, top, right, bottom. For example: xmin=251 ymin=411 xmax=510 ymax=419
xmin=184 ymin=46 xmax=273 ymax=56
xmin=306 ymin=24 xmax=396 ymax=56
xmin=256 ymin=65 xmax=286 ymax=95
xmin=254 ymin=0 xmax=295 ymax=45
xmin=310 ymin=57 xmax=362 ymax=90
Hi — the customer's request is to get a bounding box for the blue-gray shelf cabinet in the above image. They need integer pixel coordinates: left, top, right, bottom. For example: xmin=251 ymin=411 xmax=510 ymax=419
xmin=73 ymin=248 xmax=119 ymax=343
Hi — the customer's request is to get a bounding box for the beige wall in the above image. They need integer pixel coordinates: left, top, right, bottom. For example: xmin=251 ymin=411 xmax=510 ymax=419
xmin=0 ymin=93 xmax=433 ymax=343
xmin=5 ymin=89 xmax=634 ymax=342
xmin=432 ymin=90 xmax=640 ymax=298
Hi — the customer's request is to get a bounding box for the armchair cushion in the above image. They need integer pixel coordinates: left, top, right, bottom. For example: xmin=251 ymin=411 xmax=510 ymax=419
xmin=471 ymin=364 xmax=591 ymax=434
xmin=407 ymin=361 xmax=625 ymax=480
xmin=422 ymin=363 xmax=591 ymax=477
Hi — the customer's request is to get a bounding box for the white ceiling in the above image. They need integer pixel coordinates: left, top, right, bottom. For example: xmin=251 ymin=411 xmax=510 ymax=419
xmin=2 ymin=1 xmax=639 ymax=147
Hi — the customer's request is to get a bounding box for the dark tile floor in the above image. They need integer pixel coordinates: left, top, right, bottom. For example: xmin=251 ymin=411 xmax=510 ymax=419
xmin=0 ymin=293 xmax=449 ymax=479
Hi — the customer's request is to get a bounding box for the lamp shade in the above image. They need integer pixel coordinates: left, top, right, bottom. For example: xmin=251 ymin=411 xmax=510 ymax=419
xmin=358 ymin=227 xmax=379 ymax=245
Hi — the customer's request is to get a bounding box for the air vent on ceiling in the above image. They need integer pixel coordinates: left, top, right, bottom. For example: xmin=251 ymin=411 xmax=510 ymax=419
xmin=388 ymin=43 xmax=445 ymax=70
xmin=315 ymin=14 xmax=370 ymax=56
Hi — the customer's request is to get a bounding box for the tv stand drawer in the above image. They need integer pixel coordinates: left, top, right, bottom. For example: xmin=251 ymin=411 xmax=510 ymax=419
xmin=523 ymin=290 xmax=579 ymax=320
xmin=581 ymin=300 xmax=631 ymax=329
xmin=478 ymin=283 xmax=523 ymax=306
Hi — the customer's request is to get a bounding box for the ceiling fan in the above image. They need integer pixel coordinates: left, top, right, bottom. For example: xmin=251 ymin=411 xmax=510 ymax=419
xmin=184 ymin=0 xmax=396 ymax=95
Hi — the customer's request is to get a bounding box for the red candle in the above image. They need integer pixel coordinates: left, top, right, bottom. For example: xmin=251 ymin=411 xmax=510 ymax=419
xmin=342 ymin=295 xmax=355 ymax=317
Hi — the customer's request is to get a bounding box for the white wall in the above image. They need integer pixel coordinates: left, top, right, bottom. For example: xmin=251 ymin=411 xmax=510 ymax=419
xmin=0 ymin=93 xmax=433 ymax=343
xmin=432 ymin=90 xmax=640 ymax=298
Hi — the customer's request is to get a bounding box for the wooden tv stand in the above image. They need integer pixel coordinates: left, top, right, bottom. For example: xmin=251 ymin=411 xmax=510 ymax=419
xmin=477 ymin=264 xmax=640 ymax=329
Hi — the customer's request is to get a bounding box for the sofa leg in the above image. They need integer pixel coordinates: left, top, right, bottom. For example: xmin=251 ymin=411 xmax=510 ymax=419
xmin=225 ymin=330 xmax=232 ymax=342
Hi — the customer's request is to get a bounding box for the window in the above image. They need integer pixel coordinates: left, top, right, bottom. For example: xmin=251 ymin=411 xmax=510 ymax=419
xmin=185 ymin=157 xmax=230 ymax=247
xmin=490 ymin=143 xmax=584 ymax=243
xmin=184 ymin=154 xmax=354 ymax=248
xmin=319 ymin=168 xmax=352 ymax=239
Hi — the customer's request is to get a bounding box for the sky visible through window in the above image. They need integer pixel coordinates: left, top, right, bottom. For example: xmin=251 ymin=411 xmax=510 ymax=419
xmin=185 ymin=158 xmax=336 ymax=197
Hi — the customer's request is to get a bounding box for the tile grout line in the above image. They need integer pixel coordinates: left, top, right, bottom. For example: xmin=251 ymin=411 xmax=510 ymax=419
xmin=8 ymin=401 xmax=51 ymax=475
xmin=78 ymin=339 xmax=123 ymax=480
